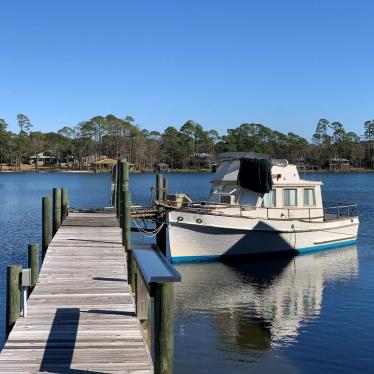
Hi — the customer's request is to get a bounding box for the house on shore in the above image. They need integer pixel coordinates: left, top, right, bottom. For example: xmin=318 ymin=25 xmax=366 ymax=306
xmin=29 ymin=151 xmax=74 ymax=167
xmin=29 ymin=151 xmax=56 ymax=166
xmin=93 ymin=158 xmax=117 ymax=172
xmin=154 ymin=163 xmax=170 ymax=172
xmin=329 ymin=157 xmax=350 ymax=172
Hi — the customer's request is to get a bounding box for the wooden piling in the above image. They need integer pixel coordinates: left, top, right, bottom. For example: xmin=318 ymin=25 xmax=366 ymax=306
xmin=123 ymin=163 xmax=131 ymax=250
xmin=61 ymin=188 xmax=68 ymax=221
xmin=156 ymin=174 xmax=167 ymax=255
xmin=156 ymin=174 xmax=163 ymax=206
xmin=154 ymin=282 xmax=174 ymax=374
xmin=163 ymin=177 xmax=168 ymax=201
xmin=42 ymin=196 xmax=52 ymax=259
xmin=121 ymin=160 xmax=135 ymax=289
xmin=6 ymin=265 xmax=22 ymax=337
xmin=119 ymin=161 xmax=126 ymax=227
xmin=116 ymin=160 xmax=121 ymax=219
xmin=28 ymin=243 xmax=39 ymax=288
xmin=53 ymin=188 xmax=61 ymax=236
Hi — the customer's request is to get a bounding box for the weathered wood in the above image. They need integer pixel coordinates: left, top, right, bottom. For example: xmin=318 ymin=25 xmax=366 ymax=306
xmin=52 ymin=188 xmax=61 ymax=236
xmin=119 ymin=161 xmax=125 ymax=227
xmin=42 ymin=197 xmax=52 ymax=259
xmin=130 ymin=250 xmax=137 ymax=292
xmin=136 ymin=270 xmax=148 ymax=321
xmin=116 ymin=159 xmax=121 ymax=219
xmin=163 ymin=177 xmax=168 ymax=201
xmin=124 ymin=178 xmax=131 ymax=250
xmin=6 ymin=265 xmax=22 ymax=338
xmin=154 ymin=282 xmax=174 ymax=374
xmin=156 ymin=174 xmax=163 ymax=204
xmin=28 ymin=243 xmax=39 ymax=288
xmin=61 ymin=188 xmax=68 ymax=221
xmin=122 ymin=161 xmax=130 ymax=247
xmin=0 ymin=212 xmax=152 ymax=373
xmin=156 ymin=174 xmax=167 ymax=255
xmin=131 ymin=209 xmax=157 ymax=219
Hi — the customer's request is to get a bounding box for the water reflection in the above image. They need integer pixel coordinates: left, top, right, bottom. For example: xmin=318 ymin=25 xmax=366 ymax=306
xmin=175 ymin=246 xmax=358 ymax=352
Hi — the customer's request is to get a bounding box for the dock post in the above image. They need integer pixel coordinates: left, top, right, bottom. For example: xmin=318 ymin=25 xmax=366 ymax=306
xmin=163 ymin=177 xmax=168 ymax=201
xmin=122 ymin=160 xmax=131 ymax=249
xmin=119 ymin=161 xmax=125 ymax=227
xmin=61 ymin=188 xmax=68 ymax=221
xmin=52 ymin=188 xmax=61 ymax=236
xmin=28 ymin=244 xmax=39 ymax=288
xmin=156 ymin=174 xmax=163 ymax=205
xmin=125 ymin=192 xmax=136 ymax=290
xmin=154 ymin=282 xmax=174 ymax=374
xmin=6 ymin=265 xmax=22 ymax=337
xmin=42 ymin=197 xmax=52 ymax=259
xmin=116 ymin=160 xmax=121 ymax=219
xmin=156 ymin=174 xmax=167 ymax=255
xmin=122 ymin=161 xmax=135 ymax=289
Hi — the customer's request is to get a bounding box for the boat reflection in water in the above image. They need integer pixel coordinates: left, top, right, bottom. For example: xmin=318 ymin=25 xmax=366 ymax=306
xmin=174 ymin=246 xmax=358 ymax=352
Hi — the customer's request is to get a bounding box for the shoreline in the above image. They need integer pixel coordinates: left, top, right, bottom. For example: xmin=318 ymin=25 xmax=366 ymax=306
xmin=1 ymin=167 xmax=374 ymax=174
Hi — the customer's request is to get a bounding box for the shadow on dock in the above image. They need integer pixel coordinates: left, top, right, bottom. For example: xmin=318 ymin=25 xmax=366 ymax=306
xmin=85 ymin=309 xmax=136 ymax=317
xmin=92 ymin=277 xmax=127 ymax=282
xmin=40 ymin=308 xmax=103 ymax=374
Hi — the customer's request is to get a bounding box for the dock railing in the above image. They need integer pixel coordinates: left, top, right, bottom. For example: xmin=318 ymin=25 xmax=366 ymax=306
xmin=115 ymin=160 xmax=181 ymax=374
xmin=133 ymin=244 xmax=181 ymax=374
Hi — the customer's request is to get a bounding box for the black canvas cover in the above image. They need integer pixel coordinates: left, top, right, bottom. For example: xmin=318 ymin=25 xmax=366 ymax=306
xmin=237 ymin=158 xmax=273 ymax=193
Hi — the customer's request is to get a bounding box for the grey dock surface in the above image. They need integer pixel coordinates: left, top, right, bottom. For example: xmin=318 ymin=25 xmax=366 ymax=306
xmin=0 ymin=212 xmax=153 ymax=373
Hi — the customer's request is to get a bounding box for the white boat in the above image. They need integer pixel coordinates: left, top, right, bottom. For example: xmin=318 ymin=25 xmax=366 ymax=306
xmin=165 ymin=159 xmax=359 ymax=262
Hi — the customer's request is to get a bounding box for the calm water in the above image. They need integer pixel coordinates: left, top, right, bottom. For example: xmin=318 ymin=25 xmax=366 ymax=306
xmin=1 ymin=171 xmax=374 ymax=373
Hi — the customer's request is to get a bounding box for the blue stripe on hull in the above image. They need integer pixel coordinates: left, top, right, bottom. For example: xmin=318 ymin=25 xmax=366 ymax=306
xmin=295 ymin=239 xmax=356 ymax=253
xmin=171 ymin=239 xmax=357 ymax=263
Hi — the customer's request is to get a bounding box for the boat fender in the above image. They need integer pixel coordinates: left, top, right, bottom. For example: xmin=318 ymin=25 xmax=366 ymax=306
xmin=177 ymin=216 xmax=184 ymax=222
xmin=196 ymin=219 xmax=202 ymax=224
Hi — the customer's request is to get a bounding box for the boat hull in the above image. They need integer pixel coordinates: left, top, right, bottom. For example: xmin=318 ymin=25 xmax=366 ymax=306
xmin=167 ymin=210 xmax=359 ymax=262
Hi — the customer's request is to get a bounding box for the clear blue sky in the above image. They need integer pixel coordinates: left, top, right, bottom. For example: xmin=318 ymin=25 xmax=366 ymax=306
xmin=1 ymin=0 xmax=373 ymax=139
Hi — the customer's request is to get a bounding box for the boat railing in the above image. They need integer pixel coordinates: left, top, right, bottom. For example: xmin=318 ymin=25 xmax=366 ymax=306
xmin=323 ymin=203 xmax=358 ymax=221
xmin=163 ymin=200 xmax=358 ymax=222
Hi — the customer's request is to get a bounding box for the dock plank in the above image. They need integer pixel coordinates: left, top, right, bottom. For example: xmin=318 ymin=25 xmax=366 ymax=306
xmin=0 ymin=212 xmax=153 ymax=374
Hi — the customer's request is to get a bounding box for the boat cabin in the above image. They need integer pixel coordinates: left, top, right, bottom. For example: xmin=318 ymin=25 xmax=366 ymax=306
xmin=208 ymin=160 xmax=324 ymax=221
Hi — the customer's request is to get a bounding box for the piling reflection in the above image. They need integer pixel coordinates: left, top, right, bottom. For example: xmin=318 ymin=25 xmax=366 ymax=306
xmin=175 ymin=246 xmax=358 ymax=352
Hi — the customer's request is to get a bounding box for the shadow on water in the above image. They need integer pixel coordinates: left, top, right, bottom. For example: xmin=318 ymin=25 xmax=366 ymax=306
xmin=40 ymin=308 xmax=104 ymax=374
xmin=175 ymin=245 xmax=359 ymax=353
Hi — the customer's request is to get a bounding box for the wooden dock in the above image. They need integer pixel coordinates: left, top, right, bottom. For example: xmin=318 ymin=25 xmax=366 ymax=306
xmin=0 ymin=211 xmax=153 ymax=373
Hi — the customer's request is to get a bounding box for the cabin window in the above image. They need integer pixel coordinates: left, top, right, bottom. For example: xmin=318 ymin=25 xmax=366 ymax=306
xmin=214 ymin=183 xmax=237 ymax=194
xmin=304 ymin=188 xmax=316 ymax=206
xmin=212 ymin=183 xmax=239 ymax=204
xmin=283 ymin=189 xmax=297 ymax=206
xmin=219 ymin=195 xmax=232 ymax=204
xmin=263 ymin=189 xmax=276 ymax=208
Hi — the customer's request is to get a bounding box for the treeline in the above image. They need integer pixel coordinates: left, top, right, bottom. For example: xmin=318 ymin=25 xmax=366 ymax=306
xmin=0 ymin=114 xmax=374 ymax=170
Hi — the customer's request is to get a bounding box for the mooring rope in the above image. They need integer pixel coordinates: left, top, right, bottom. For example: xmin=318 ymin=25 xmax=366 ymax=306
xmin=129 ymin=197 xmax=166 ymax=238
